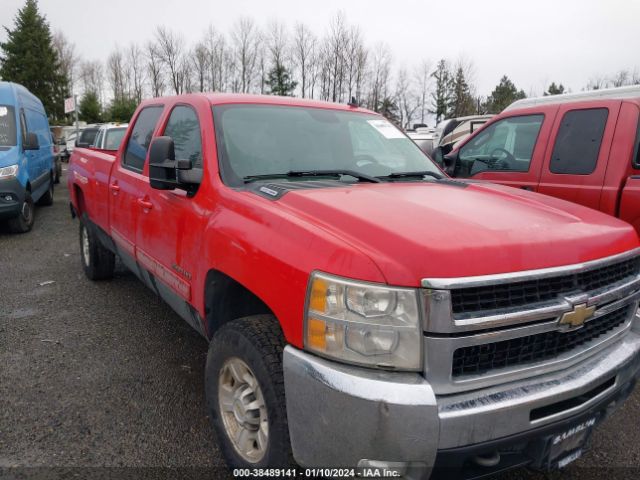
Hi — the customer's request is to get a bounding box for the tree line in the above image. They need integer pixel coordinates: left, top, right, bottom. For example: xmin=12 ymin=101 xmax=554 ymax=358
xmin=2 ymin=0 xmax=640 ymax=127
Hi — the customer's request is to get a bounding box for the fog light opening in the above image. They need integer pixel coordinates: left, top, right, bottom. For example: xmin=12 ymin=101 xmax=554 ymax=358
xmin=472 ymin=451 xmax=501 ymax=468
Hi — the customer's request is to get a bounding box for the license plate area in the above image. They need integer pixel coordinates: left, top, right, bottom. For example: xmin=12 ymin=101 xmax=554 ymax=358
xmin=533 ymin=415 xmax=599 ymax=470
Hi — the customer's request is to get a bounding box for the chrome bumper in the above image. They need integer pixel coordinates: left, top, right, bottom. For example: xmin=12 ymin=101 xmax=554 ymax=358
xmin=283 ymin=331 xmax=640 ymax=474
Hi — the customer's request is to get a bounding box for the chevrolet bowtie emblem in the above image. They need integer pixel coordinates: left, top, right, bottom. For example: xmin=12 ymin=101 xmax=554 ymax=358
xmin=559 ymin=303 xmax=595 ymax=330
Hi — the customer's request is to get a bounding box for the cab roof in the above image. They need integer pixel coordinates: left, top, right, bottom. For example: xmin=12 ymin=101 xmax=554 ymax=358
xmin=140 ymin=93 xmax=376 ymax=115
xmin=505 ymin=85 xmax=640 ymax=111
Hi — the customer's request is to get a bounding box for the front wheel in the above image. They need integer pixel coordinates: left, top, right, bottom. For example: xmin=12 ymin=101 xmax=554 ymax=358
xmin=7 ymin=192 xmax=35 ymax=233
xmin=205 ymin=315 xmax=292 ymax=469
xmin=79 ymin=214 xmax=115 ymax=280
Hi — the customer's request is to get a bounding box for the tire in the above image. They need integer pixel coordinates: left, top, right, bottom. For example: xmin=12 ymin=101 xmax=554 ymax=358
xmin=38 ymin=177 xmax=54 ymax=206
xmin=79 ymin=214 xmax=115 ymax=280
xmin=7 ymin=192 xmax=35 ymax=233
xmin=205 ymin=315 xmax=292 ymax=469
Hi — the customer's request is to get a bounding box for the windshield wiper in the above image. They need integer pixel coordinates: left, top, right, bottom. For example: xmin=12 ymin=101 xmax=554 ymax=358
xmin=376 ymin=171 xmax=444 ymax=180
xmin=244 ymin=170 xmax=381 ymax=184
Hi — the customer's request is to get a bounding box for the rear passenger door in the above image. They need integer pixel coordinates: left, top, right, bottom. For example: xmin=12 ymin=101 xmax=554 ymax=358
xmin=538 ymin=102 xmax=621 ymax=210
xmin=108 ymin=105 xmax=164 ymax=272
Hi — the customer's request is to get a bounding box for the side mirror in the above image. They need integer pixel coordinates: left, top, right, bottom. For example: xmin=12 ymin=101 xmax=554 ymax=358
xmin=149 ymin=136 xmax=203 ymax=193
xmin=442 ymin=151 xmax=459 ymax=176
xmin=24 ymin=132 xmax=39 ymax=150
xmin=149 ymin=136 xmax=178 ymax=190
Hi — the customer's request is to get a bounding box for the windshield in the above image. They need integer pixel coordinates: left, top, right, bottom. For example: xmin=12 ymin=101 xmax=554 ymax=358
xmin=212 ymin=104 xmax=440 ymax=185
xmin=105 ymin=127 xmax=126 ymax=150
xmin=0 ymin=105 xmax=17 ymax=148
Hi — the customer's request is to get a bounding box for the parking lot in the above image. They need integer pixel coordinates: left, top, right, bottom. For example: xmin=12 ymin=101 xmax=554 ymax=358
xmin=1 ymin=172 xmax=640 ymax=479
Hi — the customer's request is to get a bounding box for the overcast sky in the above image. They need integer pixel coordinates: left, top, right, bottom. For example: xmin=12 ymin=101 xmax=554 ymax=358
xmin=2 ymin=0 xmax=639 ymax=96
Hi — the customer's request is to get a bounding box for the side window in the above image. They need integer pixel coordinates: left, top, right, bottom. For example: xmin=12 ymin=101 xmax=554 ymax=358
xmin=550 ymin=108 xmax=608 ymax=175
xmin=457 ymin=114 xmax=544 ymax=177
xmin=163 ymin=105 xmax=202 ymax=168
xmin=19 ymin=110 xmax=27 ymax=144
xmin=123 ymin=106 xmax=164 ymax=171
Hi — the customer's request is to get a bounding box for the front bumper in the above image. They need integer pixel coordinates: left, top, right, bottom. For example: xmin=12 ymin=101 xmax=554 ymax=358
xmin=283 ymin=330 xmax=640 ymax=478
xmin=0 ymin=176 xmax=26 ymax=220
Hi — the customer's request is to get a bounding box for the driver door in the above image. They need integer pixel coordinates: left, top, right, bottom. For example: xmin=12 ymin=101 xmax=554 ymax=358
xmin=455 ymin=112 xmax=554 ymax=191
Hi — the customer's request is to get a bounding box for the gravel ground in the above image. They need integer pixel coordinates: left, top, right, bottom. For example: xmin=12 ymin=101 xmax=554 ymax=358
xmin=0 ymin=170 xmax=639 ymax=480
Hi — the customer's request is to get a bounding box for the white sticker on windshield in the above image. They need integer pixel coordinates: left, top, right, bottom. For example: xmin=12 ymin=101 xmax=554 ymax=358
xmin=367 ymin=119 xmax=405 ymax=139
xmin=0 ymin=107 xmax=7 ymax=117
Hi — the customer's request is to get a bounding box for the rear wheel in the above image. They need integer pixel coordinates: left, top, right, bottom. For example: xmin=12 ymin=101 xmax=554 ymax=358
xmin=79 ymin=214 xmax=115 ymax=280
xmin=7 ymin=192 xmax=35 ymax=233
xmin=205 ymin=315 xmax=292 ymax=469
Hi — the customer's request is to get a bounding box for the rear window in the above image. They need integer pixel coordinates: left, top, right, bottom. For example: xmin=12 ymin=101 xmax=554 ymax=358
xmin=105 ymin=127 xmax=127 ymax=151
xmin=0 ymin=105 xmax=17 ymax=147
xmin=80 ymin=128 xmax=99 ymax=146
xmin=123 ymin=107 xmax=163 ymax=171
xmin=550 ymin=108 xmax=608 ymax=175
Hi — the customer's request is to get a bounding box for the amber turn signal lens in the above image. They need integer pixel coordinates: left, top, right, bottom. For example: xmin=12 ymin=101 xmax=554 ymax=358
xmin=309 ymin=277 xmax=328 ymax=313
xmin=306 ymin=317 xmax=327 ymax=351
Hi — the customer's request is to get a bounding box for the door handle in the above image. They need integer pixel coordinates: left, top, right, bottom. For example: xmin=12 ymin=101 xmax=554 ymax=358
xmin=109 ymin=183 xmax=120 ymax=193
xmin=137 ymin=198 xmax=153 ymax=210
xmin=520 ymin=186 xmax=534 ymax=191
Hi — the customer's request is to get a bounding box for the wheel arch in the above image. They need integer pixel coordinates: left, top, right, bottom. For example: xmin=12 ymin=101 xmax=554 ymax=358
xmin=204 ymin=269 xmax=275 ymax=340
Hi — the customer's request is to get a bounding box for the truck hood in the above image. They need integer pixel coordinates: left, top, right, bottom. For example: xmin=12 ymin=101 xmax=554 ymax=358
xmin=273 ymin=180 xmax=639 ymax=286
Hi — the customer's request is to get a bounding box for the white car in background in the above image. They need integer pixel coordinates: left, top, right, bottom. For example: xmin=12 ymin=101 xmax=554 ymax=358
xmin=431 ymin=114 xmax=494 ymax=164
xmin=91 ymin=123 xmax=128 ymax=151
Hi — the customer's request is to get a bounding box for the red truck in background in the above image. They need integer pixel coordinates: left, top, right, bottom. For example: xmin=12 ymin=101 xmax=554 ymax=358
xmin=442 ymin=86 xmax=640 ymax=233
xmin=68 ymin=93 xmax=640 ymax=479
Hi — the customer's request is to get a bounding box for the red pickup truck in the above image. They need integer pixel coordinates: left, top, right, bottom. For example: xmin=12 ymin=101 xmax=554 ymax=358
xmin=68 ymin=93 xmax=640 ymax=478
xmin=442 ymin=86 xmax=640 ymax=233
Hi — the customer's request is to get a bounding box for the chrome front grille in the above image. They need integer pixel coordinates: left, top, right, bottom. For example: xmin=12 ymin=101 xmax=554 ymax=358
xmin=451 ymin=304 xmax=632 ymax=377
xmin=421 ymin=249 xmax=640 ymax=394
xmin=450 ymin=256 xmax=640 ymax=317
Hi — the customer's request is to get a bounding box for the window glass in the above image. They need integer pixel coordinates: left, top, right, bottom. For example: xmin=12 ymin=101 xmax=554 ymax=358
xmin=212 ymin=105 xmax=440 ymax=185
xmin=550 ymin=108 xmax=608 ymax=175
xmin=164 ymin=106 xmax=202 ymax=168
xmin=123 ymin=106 xmax=163 ymax=171
xmin=0 ymin=105 xmax=17 ymax=147
xmin=457 ymin=115 xmax=544 ymax=177
xmin=93 ymin=130 xmax=103 ymax=148
xmin=105 ymin=127 xmax=127 ymax=151
xmin=27 ymin=110 xmax=51 ymax=147
xmin=79 ymin=128 xmax=99 ymax=146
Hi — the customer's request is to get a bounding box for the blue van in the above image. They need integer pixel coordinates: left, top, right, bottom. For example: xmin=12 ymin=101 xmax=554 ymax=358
xmin=0 ymin=81 xmax=55 ymax=233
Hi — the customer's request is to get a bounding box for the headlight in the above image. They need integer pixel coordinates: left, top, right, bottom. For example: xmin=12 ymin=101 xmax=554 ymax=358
xmin=304 ymin=272 xmax=422 ymax=370
xmin=0 ymin=164 xmax=18 ymax=179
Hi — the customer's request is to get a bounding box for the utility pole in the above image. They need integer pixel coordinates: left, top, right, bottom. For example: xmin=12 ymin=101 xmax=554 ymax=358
xmin=74 ymin=94 xmax=79 ymax=140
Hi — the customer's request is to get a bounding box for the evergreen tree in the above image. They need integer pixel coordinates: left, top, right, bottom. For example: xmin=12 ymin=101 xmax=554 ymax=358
xmin=107 ymin=97 xmax=137 ymax=123
xmin=483 ymin=75 xmax=526 ymax=113
xmin=450 ymin=66 xmax=476 ymax=117
xmin=378 ymin=96 xmax=400 ymax=125
xmin=79 ymin=91 xmax=102 ymax=123
xmin=265 ymin=63 xmax=297 ymax=96
xmin=0 ymin=0 xmax=69 ymax=121
xmin=430 ymin=59 xmax=453 ymax=122
xmin=544 ymin=82 xmax=565 ymax=96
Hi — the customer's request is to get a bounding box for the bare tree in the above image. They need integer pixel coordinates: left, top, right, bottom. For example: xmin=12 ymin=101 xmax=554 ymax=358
xmin=155 ymin=26 xmax=186 ymax=95
xmin=146 ymin=41 xmax=164 ymax=98
xmin=611 ymin=70 xmax=630 ymax=88
xmin=344 ymin=26 xmax=366 ymax=102
xmin=395 ymin=67 xmax=420 ymax=128
xmin=230 ymin=17 xmax=261 ymax=93
xmin=368 ymin=43 xmax=392 ymax=112
xmin=204 ymin=25 xmax=229 ymax=92
xmin=585 ymin=75 xmax=608 ymax=91
xmin=53 ymin=30 xmax=78 ymax=91
xmin=325 ymin=12 xmax=348 ymax=102
xmin=107 ymin=47 xmax=128 ymax=101
xmin=192 ymin=42 xmax=209 ymax=92
xmin=414 ymin=60 xmax=431 ymax=124
xmin=128 ymin=43 xmax=145 ymax=103
xmin=78 ymin=60 xmax=104 ymax=102
xmin=292 ymin=23 xmax=316 ymax=98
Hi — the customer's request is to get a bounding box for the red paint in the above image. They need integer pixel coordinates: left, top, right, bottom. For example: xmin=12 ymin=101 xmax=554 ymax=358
xmin=451 ymin=97 xmax=640 ymax=234
xmin=68 ymin=94 xmax=640 ymax=349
